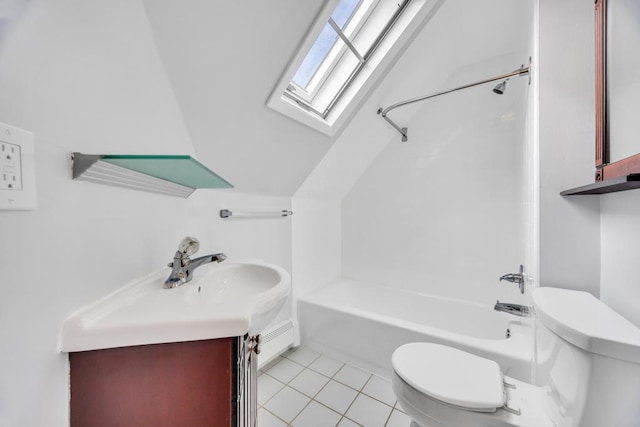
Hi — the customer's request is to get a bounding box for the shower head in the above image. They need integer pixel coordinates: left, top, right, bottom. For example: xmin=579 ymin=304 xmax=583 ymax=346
xmin=493 ymin=80 xmax=508 ymax=95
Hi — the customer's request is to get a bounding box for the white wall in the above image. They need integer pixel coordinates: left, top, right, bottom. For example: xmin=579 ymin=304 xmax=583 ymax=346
xmin=600 ymin=191 xmax=640 ymax=327
xmin=293 ymin=0 xmax=640 ymax=339
xmin=140 ymin=0 xmax=334 ymax=196
xmin=0 ymin=1 xmax=292 ymax=426
xmin=342 ymin=55 xmax=531 ymax=306
xmin=291 ymin=198 xmax=341 ymax=300
xmin=598 ymin=2 xmax=640 ymax=328
xmin=3 ymin=0 xmax=637 ymax=425
xmin=295 ymin=0 xmax=534 ymax=308
xmin=538 ymin=0 xmax=600 ymax=295
xmin=296 ymin=0 xmax=533 ymax=202
xmin=539 ymin=0 xmax=640 ymax=328
xmin=607 ymin=0 xmax=640 ymax=163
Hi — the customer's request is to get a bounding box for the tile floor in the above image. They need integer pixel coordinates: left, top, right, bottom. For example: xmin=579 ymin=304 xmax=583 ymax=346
xmin=258 ymin=346 xmax=412 ymax=427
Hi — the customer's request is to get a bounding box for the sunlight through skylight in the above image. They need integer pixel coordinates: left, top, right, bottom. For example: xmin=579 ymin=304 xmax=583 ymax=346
xmin=291 ymin=0 xmax=362 ymax=89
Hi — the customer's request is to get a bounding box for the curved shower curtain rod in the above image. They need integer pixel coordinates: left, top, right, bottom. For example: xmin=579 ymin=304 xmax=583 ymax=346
xmin=377 ymin=62 xmax=531 ymax=142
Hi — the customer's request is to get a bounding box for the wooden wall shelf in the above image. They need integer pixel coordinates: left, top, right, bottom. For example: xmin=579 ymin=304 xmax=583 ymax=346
xmin=561 ymin=174 xmax=640 ymax=195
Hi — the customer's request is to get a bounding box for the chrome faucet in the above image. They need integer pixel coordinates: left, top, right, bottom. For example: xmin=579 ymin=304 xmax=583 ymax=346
xmin=499 ymin=264 xmax=525 ymax=294
xmin=164 ymin=236 xmax=226 ymax=289
xmin=494 ymin=301 xmax=534 ymax=317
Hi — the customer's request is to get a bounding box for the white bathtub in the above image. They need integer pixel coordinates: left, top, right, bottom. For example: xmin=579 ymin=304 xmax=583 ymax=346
xmin=297 ymin=279 xmax=533 ymax=381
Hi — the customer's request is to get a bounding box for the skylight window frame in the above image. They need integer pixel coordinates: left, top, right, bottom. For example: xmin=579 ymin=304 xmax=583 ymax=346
xmin=322 ymin=0 xmax=414 ymax=116
xmin=267 ymin=0 xmax=436 ymax=136
xmin=284 ymin=0 xmax=413 ymax=119
xmin=288 ymin=0 xmax=376 ymax=105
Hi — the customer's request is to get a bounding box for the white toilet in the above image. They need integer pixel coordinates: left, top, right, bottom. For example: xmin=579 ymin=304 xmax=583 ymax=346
xmin=391 ymin=287 xmax=640 ymax=427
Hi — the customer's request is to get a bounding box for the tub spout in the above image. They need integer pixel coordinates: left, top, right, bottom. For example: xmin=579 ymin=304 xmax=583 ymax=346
xmin=494 ymin=301 xmax=533 ymax=317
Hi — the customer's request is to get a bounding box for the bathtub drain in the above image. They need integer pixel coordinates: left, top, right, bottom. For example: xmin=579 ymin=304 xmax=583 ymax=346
xmin=505 ymin=328 xmax=511 ymax=339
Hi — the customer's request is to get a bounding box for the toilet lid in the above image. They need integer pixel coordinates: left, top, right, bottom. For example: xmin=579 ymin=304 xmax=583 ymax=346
xmin=392 ymin=343 xmax=505 ymax=412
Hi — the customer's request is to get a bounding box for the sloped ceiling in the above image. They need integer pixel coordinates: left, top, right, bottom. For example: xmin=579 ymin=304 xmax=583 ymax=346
xmin=142 ymin=0 xmax=532 ymax=198
xmin=297 ymin=0 xmax=533 ymax=200
xmin=142 ymin=0 xmax=332 ymax=196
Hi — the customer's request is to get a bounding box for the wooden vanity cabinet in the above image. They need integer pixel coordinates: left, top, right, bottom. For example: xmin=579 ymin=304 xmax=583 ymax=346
xmin=69 ymin=335 xmax=256 ymax=427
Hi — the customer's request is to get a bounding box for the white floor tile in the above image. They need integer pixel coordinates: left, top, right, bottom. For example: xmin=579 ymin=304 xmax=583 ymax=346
xmin=261 ymin=356 xmax=285 ymax=372
xmin=309 ymin=355 xmax=344 ymax=377
xmin=338 ymin=417 xmax=362 ymax=427
xmin=258 ymin=408 xmax=287 ymax=427
xmin=263 ymin=386 xmax=311 ymax=423
xmin=285 ymin=346 xmax=321 ymax=366
xmin=291 ymin=401 xmax=342 ymax=427
xmin=315 ymin=380 xmax=359 ymax=414
xmin=265 ymin=358 xmax=305 ymax=384
xmin=345 ymin=393 xmax=393 ymax=427
xmin=362 ymin=375 xmax=396 ymax=406
xmin=261 ymin=348 xmax=407 ymax=426
xmin=334 ymin=364 xmax=372 ymax=391
xmin=289 ymin=368 xmax=330 ymax=398
xmin=394 ymin=401 xmax=406 ymax=413
xmin=385 ymin=409 xmax=412 ymax=427
xmin=258 ymin=374 xmax=285 ymax=405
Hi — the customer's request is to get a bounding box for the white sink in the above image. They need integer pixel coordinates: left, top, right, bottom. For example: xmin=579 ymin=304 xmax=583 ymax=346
xmin=59 ymin=260 xmax=291 ymax=352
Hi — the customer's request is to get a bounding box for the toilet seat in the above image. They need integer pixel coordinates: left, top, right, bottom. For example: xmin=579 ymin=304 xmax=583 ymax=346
xmin=392 ymin=343 xmax=505 ymax=412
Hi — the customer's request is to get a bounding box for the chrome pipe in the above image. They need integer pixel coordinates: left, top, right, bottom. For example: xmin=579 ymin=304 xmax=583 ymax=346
xmin=377 ymin=64 xmax=530 ymax=142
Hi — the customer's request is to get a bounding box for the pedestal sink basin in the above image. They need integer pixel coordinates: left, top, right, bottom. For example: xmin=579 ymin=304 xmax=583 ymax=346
xmin=59 ymin=260 xmax=291 ymax=352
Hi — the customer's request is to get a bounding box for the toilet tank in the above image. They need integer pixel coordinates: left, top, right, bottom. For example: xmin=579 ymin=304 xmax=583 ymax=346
xmin=533 ymin=287 xmax=640 ymax=427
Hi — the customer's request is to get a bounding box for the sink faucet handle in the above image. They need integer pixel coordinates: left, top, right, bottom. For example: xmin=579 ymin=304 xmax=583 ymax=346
xmin=178 ymin=236 xmax=200 ymax=256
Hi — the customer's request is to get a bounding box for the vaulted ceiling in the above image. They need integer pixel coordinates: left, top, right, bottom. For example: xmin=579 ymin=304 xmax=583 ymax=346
xmin=141 ymin=0 xmax=332 ymax=196
xmin=142 ymin=0 xmax=532 ymax=197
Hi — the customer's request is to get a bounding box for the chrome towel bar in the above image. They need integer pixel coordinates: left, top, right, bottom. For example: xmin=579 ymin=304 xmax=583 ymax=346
xmin=219 ymin=209 xmax=293 ymax=219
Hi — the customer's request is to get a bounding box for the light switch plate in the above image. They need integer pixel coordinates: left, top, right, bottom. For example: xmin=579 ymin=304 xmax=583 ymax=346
xmin=0 ymin=122 xmax=36 ymax=210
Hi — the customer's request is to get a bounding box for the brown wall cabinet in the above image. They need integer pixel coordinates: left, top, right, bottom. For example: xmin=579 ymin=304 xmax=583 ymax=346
xmin=563 ymin=0 xmax=640 ymax=195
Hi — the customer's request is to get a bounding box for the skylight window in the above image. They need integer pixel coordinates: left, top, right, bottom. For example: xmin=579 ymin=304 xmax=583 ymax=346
xmin=292 ymin=0 xmax=363 ymax=89
xmin=284 ymin=0 xmax=411 ymax=118
xmin=268 ymin=0 xmax=432 ymax=136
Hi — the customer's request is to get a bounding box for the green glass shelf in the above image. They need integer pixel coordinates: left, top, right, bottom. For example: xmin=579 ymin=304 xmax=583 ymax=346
xmin=72 ymin=153 xmax=233 ymax=198
xmin=100 ymin=155 xmax=232 ymax=189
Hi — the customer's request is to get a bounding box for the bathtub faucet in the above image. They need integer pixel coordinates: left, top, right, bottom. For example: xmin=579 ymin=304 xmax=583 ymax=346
xmin=494 ymin=301 xmax=533 ymax=317
xmin=499 ymin=264 xmax=525 ymax=294
xmin=164 ymin=236 xmax=226 ymax=289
